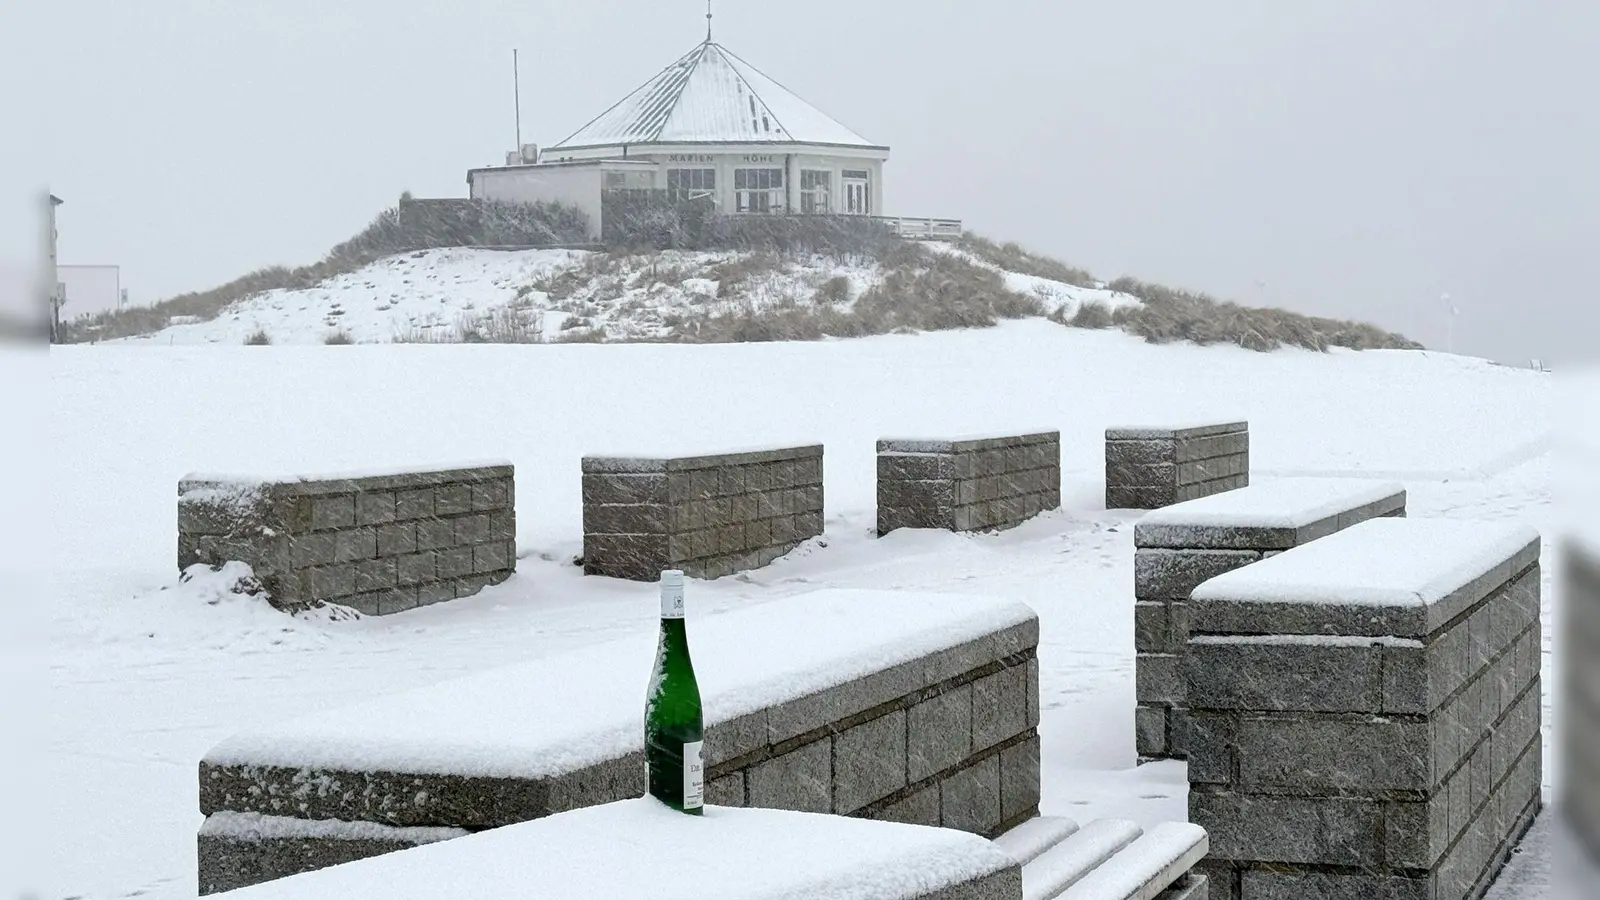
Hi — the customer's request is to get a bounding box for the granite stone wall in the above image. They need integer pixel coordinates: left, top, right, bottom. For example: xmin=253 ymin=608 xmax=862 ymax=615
xmin=196 ymin=605 xmax=1039 ymax=891
xmin=703 ymin=631 xmax=1040 ymax=840
xmin=177 ymin=464 xmax=516 ymax=616
xmin=1134 ymin=480 xmax=1406 ymax=763
xmin=1567 ymin=537 xmax=1600 ymax=863
xmin=1185 ymin=519 xmax=1543 ymax=900
xmin=582 ymin=446 xmax=824 ymax=581
xmin=876 ymin=432 xmax=1060 ymax=536
xmin=1106 ymin=422 xmax=1249 ymax=510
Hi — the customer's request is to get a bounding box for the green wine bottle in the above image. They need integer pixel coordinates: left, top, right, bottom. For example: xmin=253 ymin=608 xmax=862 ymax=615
xmin=644 ymin=569 xmax=705 ymax=814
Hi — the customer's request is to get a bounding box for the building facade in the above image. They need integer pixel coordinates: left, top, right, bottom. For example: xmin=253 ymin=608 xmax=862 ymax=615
xmin=468 ymin=39 xmax=891 ymax=239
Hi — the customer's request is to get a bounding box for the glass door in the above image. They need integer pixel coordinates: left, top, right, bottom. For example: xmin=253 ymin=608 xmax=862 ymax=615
xmin=842 ymin=170 xmax=871 ymax=215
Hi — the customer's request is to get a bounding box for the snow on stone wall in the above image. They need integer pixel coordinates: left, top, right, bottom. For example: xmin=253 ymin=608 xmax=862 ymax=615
xmin=1184 ymin=518 xmax=1543 ymax=900
xmin=195 ymin=588 xmax=1040 ymax=891
xmin=177 ymin=464 xmax=516 ymax=615
xmin=1132 ymin=477 xmax=1407 ymax=763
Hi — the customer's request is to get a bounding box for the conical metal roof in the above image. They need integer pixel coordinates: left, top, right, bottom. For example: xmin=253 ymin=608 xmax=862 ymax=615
xmin=548 ymin=42 xmax=883 ymax=151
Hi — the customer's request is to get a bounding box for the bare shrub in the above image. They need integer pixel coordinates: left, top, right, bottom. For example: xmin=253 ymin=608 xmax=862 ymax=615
xmin=958 ymin=235 xmax=1098 ymax=288
xmin=555 ymin=325 xmax=609 ymax=344
xmin=1055 ymin=303 xmax=1116 ymax=329
xmin=708 ymin=253 xmax=784 ymax=299
xmin=530 ymin=253 xmax=621 ymax=301
xmin=812 ymin=275 xmax=853 ymax=305
xmin=323 ymin=330 xmax=354 ymax=345
xmin=855 ymin=248 xmax=1042 ymax=332
xmin=1102 ymin=275 xmax=1419 ymax=352
xmin=669 ymin=245 xmax=1040 ymax=343
xmin=634 ymin=260 xmax=692 ymax=290
xmin=601 ymin=196 xmax=899 ymax=257
xmin=244 ymin=328 xmax=271 ymax=346
xmin=390 ymin=308 xmax=544 ymax=344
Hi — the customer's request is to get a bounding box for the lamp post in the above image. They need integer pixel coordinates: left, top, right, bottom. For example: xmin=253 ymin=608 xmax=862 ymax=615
xmin=1441 ymin=292 xmax=1458 ymax=355
xmin=48 ymin=193 xmax=63 ymax=344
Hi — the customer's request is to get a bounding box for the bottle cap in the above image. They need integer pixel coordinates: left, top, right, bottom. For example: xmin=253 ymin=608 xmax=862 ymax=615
xmin=659 ymin=570 xmax=686 ymax=618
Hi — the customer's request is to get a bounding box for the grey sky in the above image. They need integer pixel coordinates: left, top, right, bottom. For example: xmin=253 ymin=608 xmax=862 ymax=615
xmin=9 ymin=0 xmax=1597 ymax=363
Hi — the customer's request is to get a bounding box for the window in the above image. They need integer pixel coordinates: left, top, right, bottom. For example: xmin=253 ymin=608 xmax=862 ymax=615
xmin=800 ymin=170 xmax=831 ymax=214
xmin=734 ymin=168 xmax=784 ymax=214
xmin=604 ymin=170 xmax=657 ymax=191
xmin=666 ymin=168 xmax=716 ymax=201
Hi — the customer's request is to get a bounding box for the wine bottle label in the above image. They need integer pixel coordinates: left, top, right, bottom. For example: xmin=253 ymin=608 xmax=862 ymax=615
xmin=661 ymin=581 xmax=685 ymax=619
xmin=683 ymin=740 xmax=704 ymax=809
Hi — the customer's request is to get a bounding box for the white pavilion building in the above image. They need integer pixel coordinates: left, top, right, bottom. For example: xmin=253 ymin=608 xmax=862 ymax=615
xmin=467 ymin=36 xmax=956 ymax=240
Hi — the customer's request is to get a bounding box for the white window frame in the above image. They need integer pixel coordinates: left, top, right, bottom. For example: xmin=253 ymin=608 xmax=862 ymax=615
xmin=800 ymin=170 xmax=832 ymax=214
xmin=666 ymin=168 xmax=717 ymax=201
xmin=734 ymin=167 xmax=785 ymax=214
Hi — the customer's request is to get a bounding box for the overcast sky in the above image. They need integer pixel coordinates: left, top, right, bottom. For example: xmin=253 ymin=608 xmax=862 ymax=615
xmin=5 ymin=0 xmax=1597 ymax=362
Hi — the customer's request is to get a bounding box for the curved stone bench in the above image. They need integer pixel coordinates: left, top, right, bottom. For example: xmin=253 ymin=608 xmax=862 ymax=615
xmin=202 ymin=799 xmax=1025 ymax=900
xmin=198 ymin=588 xmax=1041 ymax=892
xmin=1185 ymin=517 xmax=1542 ymax=900
xmin=1133 ymin=477 xmax=1406 ymax=762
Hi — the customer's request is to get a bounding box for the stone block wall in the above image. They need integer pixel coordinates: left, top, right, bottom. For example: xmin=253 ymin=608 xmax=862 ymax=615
xmin=876 ymin=432 xmax=1060 ymax=536
xmin=1567 ymin=537 xmax=1600 ymax=862
xmin=1184 ymin=519 xmax=1543 ymax=900
xmin=1133 ymin=479 xmax=1406 ymax=762
xmin=1106 ymin=422 xmax=1249 ymax=510
xmin=703 ymin=637 xmax=1040 ymax=839
xmin=177 ymin=464 xmax=516 ymax=616
xmin=581 ymin=446 xmax=823 ymax=581
xmin=196 ymin=595 xmax=1039 ymax=891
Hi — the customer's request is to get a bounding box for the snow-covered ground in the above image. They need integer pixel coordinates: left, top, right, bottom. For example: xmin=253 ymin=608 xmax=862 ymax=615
xmin=98 ymin=247 xmax=1141 ymax=346
xmin=39 ymin=320 xmax=1562 ymax=898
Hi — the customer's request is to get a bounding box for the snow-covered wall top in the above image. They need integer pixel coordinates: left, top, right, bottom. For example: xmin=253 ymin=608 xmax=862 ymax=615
xmin=204 ymin=798 xmax=1018 ymax=900
xmin=1190 ymin=517 xmax=1540 ymax=637
xmin=202 ymin=588 xmax=1036 ymax=778
xmin=1105 ymin=421 xmax=1250 ymax=440
xmin=1139 ymin=477 xmax=1401 ymax=538
xmin=877 ymin=430 xmax=1059 ymax=455
xmin=181 ymin=461 xmax=515 ymax=491
xmin=581 ymin=444 xmax=821 ymax=474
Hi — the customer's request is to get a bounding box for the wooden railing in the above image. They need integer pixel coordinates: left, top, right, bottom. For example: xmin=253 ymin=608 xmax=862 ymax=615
xmin=874 ymin=216 xmax=964 ymax=241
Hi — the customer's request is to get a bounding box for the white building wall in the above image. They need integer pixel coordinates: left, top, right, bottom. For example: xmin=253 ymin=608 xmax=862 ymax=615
xmin=469 ymin=167 xmax=606 ymax=239
xmin=639 ymin=149 xmax=889 ymax=216
xmin=57 ymin=265 xmax=122 ymax=320
xmin=467 ymin=143 xmax=892 ymax=228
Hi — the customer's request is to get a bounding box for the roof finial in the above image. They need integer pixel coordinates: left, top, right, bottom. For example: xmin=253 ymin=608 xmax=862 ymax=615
xmin=706 ymin=0 xmax=713 ymax=42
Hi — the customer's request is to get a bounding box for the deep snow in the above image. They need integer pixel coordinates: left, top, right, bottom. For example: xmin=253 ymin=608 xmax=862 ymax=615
xmin=39 ymin=320 xmax=1559 ymax=899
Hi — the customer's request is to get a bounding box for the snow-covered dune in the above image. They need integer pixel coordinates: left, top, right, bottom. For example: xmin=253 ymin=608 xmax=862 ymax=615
xmin=102 ymin=247 xmax=1142 ymax=346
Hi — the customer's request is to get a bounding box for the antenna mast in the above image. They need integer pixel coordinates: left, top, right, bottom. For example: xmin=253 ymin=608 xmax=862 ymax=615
xmin=706 ymin=0 xmax=713 ymax=42
xmin=513 ymin=48 xmax=523 ymax=155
